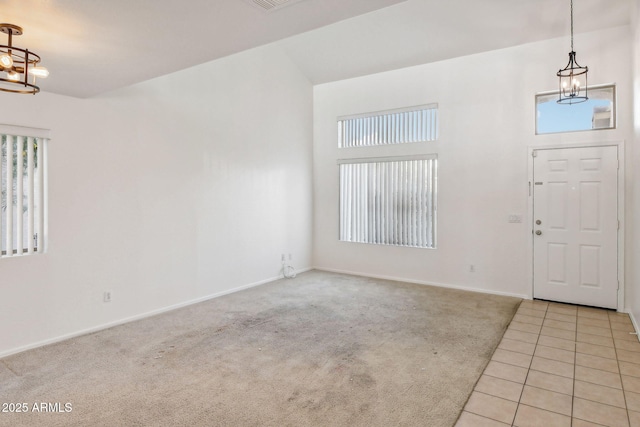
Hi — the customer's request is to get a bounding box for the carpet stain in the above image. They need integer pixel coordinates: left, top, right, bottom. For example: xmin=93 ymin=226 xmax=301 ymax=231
xmin=0 ymin=359 xmax=20 ymax=377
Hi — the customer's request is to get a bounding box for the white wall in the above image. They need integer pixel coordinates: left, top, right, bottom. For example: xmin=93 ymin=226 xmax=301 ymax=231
xmin=0 ymin=44 xmax=313 ymax=357
xmin=313 ymin=26 xmax=633 ymax=301
xmin=629 ymin=0 xmax=640 ymax=324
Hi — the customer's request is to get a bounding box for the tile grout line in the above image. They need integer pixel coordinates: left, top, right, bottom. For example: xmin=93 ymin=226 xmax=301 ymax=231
xmin=609 ymin=311 xmax=633 ymax=427
xmin=572 ymin=307 xmax=577 ymax=427
xmin=511 ymin=302 xmax=548 ymax=427
xmin=513 ymin=301 xmax=542 ymax=426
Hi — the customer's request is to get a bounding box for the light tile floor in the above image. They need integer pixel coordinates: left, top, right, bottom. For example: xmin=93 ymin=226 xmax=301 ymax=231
xmin=456 ymin=300 xmax=640 ymax=427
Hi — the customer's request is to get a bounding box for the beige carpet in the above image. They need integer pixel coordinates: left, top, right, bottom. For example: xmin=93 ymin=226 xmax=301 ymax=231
xmin=0 ymin=270 xmax=520 ymax=426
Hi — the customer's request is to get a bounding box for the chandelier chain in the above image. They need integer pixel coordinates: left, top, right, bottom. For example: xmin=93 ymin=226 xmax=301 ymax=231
xmin=570 ymin=0 xmax=574 ymax=52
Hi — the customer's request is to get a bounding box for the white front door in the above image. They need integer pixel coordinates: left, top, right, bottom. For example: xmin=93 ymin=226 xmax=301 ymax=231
xmin=533 ymin=146 xmax=618 ymax=309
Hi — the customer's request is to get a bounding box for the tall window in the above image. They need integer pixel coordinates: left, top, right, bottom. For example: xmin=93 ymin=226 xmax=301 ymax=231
xmin=338 ymin=105 xmax=438 ymax=249
xmin=1 ymin=125 xmax=48 ymax=258
xmin=339 ymin=156 xmax=437 ymax=248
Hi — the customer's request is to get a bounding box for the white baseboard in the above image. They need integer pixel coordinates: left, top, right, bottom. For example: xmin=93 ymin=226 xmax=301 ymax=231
xmin=0 ymin=267 xmax=313 ymax=359
xmin=627 ymin=310 xmax=640 ymax=343
xmin=314 ymin=267 xmax=529 ymax=300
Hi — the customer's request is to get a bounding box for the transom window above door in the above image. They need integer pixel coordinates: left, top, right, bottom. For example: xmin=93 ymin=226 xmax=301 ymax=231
xmin=535 ymin=84 xmax=615 ymax=135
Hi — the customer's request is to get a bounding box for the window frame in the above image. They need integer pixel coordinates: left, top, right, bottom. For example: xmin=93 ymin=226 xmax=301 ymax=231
xmin=0 ymin=124 xmax=49 ymax=258
xmin=535 ymin=83 xmax=616 ymax=135
xmin=337 ymin=154 xmax=438 ymax=249
xmin=337 ymin=103 xmax=438 ymax=148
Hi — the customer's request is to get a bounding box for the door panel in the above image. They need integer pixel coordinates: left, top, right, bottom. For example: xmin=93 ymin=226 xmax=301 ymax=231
xmin=547 ymin=243 xmax=567 ymax=284
xmin=579 ymin=245 xmax=600 ymax=287
xmin=548 ymin=182 xmax=568 ymax=229
xmin=533 ymin=146 xmax=618 ymax=309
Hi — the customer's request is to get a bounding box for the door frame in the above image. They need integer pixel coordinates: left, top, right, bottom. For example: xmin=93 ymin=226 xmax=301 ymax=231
xmin=526 ymin=141 xmax=625 ymax=312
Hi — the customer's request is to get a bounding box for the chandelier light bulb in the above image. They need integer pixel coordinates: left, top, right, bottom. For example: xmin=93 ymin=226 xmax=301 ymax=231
xmin=7 ymin=71 xmax=20 ymax=81
xmin=0 ymin=53 xmax=12 ymax=68
xmin=28 ymin=66 xmax=49 ymax=78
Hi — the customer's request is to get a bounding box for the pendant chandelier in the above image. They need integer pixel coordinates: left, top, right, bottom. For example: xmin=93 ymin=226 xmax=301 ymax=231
xmin=0 ymin=23 xmax=49 ymax=95
xmin=557 ymin=0 xmax=588 ymax=104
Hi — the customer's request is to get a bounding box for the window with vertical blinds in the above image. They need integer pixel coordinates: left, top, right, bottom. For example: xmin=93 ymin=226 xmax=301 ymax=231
xmin=1 ymin=125 xmax=48 ymax=258
xmin=338 ymin=104 xmax=438 ymax=148
xmin=339 ymin=155 xmax=437 ymax=248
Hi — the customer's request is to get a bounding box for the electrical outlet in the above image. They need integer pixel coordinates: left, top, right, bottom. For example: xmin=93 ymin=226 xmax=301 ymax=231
xmin=469 ymin=265 xmax=475 ymax=273
xmin=103 ymin=291 xmax=112 ymax=303
xmin=288 ymin=253 xmax=292 ymax=261
xmin=281 ymin=253 xmax=285 ymax=262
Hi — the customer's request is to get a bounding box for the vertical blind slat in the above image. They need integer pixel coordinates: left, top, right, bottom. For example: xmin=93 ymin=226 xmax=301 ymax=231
xmin=16 ymin=136 xmax=24 ymax=254
xmin=339 ymin=165 xmax=345 ymax=240
xmin=26 ymin=137 xmax=33 ymax=253
xmin=349 ymin=164 xmax=354 ymax=241
xmin=368 ymin=163 xmax=374 ymax=241
xmin=403 ymin=161 xmax=409 ymax=245
xmin=391 ymin=162 xmax=397 ymax=245
xmin=6 ymin=135 xmax=14 ymax=256
xmin=418 ymin=160 xmax=424 ymax=247
xmin=433 ymin=109 xmax=439 ymax=140
xmin=38 ymin=139 xmax=46 ymax=253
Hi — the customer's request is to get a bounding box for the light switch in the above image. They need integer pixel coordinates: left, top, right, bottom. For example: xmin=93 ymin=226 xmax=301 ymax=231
xmin=508 ymin=214 xmax=523 ymax=223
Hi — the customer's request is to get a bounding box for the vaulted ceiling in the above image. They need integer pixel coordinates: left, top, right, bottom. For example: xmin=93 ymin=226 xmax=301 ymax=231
xmin=0 ymin=0 xmax=632 ymax=98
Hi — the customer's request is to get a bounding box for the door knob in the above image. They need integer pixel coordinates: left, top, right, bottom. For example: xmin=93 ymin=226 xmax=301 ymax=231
xmin=536 ymin=230 xmax=542 ymax=235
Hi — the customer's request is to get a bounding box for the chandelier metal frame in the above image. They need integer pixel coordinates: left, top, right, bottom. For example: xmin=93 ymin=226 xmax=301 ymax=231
xmin=0 ymin=23 xmax=47 ymax=95
xmin=557 ymin=0 xmax=588 ymax=104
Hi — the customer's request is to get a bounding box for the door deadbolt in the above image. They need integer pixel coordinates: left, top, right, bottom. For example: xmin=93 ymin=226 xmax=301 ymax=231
xmin=536 ymin=220 xmax=542 ymax=225
xmin=535 ymin=230 xmax=542 ymax=235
